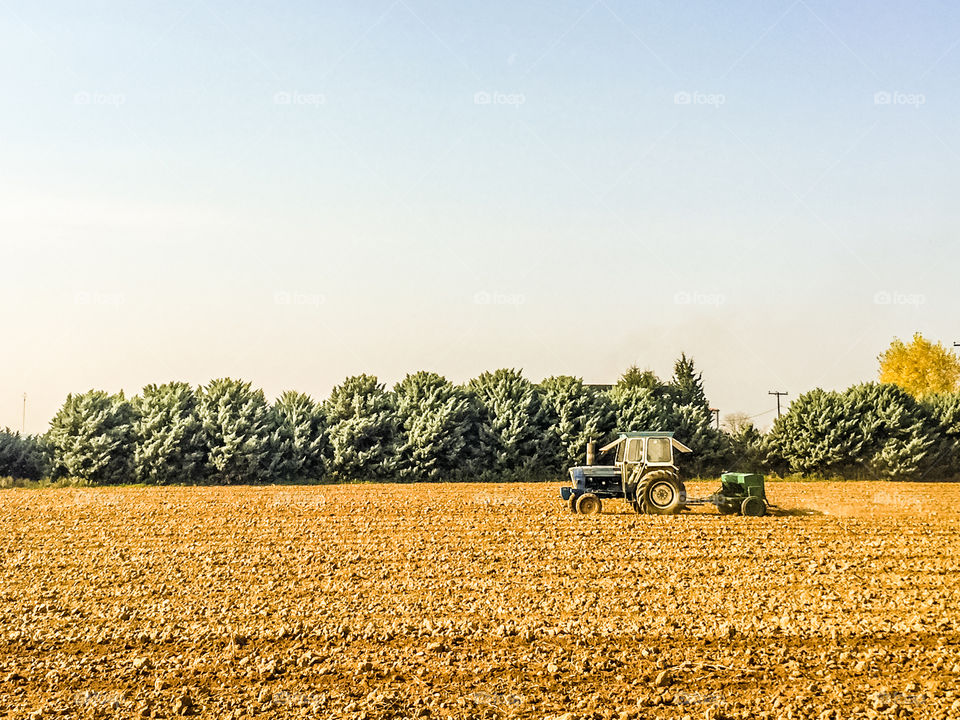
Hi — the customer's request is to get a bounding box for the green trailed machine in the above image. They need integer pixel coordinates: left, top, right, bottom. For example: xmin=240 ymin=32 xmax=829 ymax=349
xmin=702 ymin=472 xmax=768 ymax=517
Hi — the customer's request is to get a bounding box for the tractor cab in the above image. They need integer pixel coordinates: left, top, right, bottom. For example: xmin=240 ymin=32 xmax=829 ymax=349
xmin=600 ymin=432 xmax=692 ymax=495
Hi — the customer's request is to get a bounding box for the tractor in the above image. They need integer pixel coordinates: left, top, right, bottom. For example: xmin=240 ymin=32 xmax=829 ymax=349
xmin=560 ymin=431 xmax=769 ymax=516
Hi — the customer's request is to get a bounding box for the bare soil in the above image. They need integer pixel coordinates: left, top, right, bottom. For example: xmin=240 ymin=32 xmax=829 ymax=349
xmin=1 ymin=481 xmax=958 ymax=719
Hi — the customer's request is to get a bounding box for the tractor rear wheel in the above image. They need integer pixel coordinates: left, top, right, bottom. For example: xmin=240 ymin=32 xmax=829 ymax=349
xmin=741 ymin=496 xmax=766 ymax=517
xmin=638 ymin=471 xmax=685 ymax=515
xmin=576 ymin=493 xmax=602 ymax=515
xmin=568 ymin=494 xmax=579 ymax=513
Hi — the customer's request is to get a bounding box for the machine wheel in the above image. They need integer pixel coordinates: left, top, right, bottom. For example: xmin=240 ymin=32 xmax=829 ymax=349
xmin=717 ymin=499 xmax=739 ymax=515
xmin=741 ymin=497 xmax=766 ymax=517
xmin=568 ymin=494 xmax=579 ymax=513
xmin=638 ymin=471 xmax=685 ymax=515
xmin=576 ymin=493 xmax=602 ymax=515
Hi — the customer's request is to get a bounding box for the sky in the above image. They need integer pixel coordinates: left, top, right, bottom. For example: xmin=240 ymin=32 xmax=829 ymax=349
xmin=2 ymin=0 xmax=959 ymax=434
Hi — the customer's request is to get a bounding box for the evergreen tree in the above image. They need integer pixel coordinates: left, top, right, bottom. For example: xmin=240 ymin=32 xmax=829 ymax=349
xmin=923 ymin=392 xmax=960 ymax=479
xmin=267 ymin=391 xmax=328 ymax=483
xmin=846 ymin=383 xmax=936 ymax=481
xmin=393 ymin=371 xmax=477 ymax=481
xmin=198 ymin=378 xmax=272 ymax=484
xmin=606 ymin=385 xmax=669 ymax=432
xmin=670 ymin=352 xmax=709 ymax=410
xmin=0 ymin=430 xmax=46 ymax=481
xmin=267 ymin=390 xmax=328 ymax=482
xmin=467 ymin=369 xmax=552 ymax=480
xmin=132 ymin=382 xmax=206 ymax=485
xmin=618 ymin=365 xmax=662 ymax=390
xmin=767 ymin=389 xmax=865 ymax=477
xmin=667 ymin=401 xmax=725 ymax=476
xmin=539 ymin=376 xmax=616 ymax=470
xmin=46 ymin=390 xmax=136 ymax=484
xmin=323 ymin=374 xmax=397 ymax=481
xmin=724 ymin=420 xmax=767 ymax=473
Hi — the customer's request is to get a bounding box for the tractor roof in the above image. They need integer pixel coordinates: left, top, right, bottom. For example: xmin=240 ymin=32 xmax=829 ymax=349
xmin=599 ymin=431 xmax=693 ymax=454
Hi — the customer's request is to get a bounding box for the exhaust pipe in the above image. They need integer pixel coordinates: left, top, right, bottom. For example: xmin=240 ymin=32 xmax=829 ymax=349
xmin=586 ymin=441 xmax=595 ymax=466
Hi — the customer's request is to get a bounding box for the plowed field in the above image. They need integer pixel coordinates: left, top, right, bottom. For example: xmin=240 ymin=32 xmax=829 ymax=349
xmin=1 ymin=482 xmax=958 ymax=719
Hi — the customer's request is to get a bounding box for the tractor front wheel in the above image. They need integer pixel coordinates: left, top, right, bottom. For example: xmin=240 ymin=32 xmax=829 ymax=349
xmin=568 ymin=494 xmax=579 ymax=513
xmin=638 ymin=471 xmax=685 ymax=515
xmin=576 ymin=493 xmax=602 ymax=515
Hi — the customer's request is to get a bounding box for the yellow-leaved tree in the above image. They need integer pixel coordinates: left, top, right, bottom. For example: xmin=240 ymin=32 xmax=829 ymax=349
xmin=878 ymin=333 xmax=960 ymax=397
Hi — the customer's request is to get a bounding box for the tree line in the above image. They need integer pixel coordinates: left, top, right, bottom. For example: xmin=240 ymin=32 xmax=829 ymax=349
xmin=1 ymin=354 xmax=958 ymax=484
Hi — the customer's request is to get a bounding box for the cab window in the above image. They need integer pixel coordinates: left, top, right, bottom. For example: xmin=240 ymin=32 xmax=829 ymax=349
xmin=647 ymin=437 xmax=672 ymax=463
xmin=625 ymin=438 xmax=644 ymax=462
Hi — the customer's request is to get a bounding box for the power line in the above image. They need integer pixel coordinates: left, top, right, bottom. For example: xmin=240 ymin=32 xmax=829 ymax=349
xmin=21 ymin=393 xmax=26 ymax=435
xmin=768 ymin=391 xmax=788 ymax=418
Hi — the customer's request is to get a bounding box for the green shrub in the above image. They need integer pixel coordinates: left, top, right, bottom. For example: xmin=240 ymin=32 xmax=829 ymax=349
xmin=0 ymin=430 xmax=47 ymax=481
xmin=46 ymin=390 xmax=136 ymax=485
xmin=267 ymin=391 xmax=327 ymax=483
xmin=323 ymin=375 xmax=397 ymax=481
xmin=468 ymin=369 xmax=554 ymax=480
xmin=198 ymin=378 xmax=272 ymax=484
xmin=132 ymin=382 xmax=206 ymax=485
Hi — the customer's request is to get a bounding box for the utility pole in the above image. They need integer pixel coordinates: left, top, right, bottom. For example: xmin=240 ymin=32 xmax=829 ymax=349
xmin=709 ymin=407 xmax=719 ymax=430
xmin=769 ymin=391 xmax=788 ymax=418
xmin=21 ymin=393 xmax=26 ymax=434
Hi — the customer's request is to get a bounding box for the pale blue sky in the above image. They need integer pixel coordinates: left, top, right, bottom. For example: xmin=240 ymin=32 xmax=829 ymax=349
xmin=2 ymin=0 xmax=959 ymax=433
